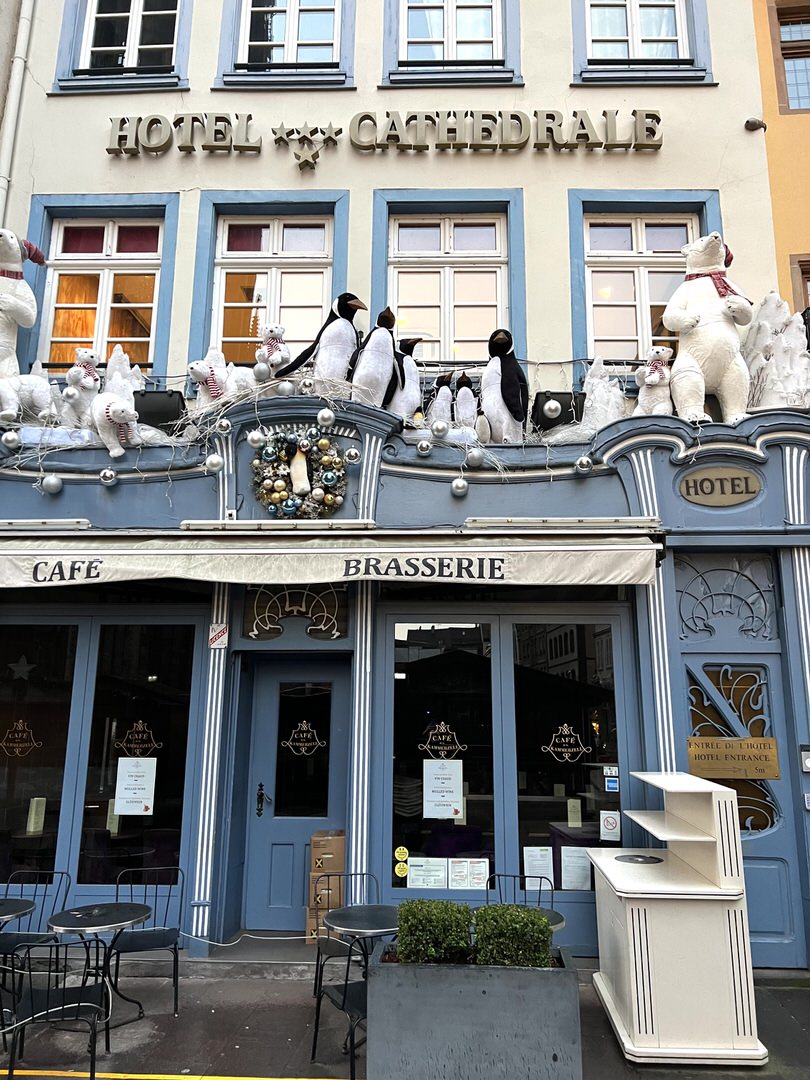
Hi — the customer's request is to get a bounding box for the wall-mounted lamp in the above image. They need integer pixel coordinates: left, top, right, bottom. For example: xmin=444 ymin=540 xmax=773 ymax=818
xmin=744 ymin=118 xmax=767 ymax=132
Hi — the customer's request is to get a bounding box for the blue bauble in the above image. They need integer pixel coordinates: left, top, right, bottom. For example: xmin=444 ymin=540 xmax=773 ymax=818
xmin=281 ymin=498 xmax=298 ymax=515
xmin=322 ymin=470 xmax=338 ymax=487
xmin=262 ymin=448 xmax=277 ymax=462
xmin=294 ymin=497 xmax=303 ymax=508
xmin=266 ymin=504 xmax=278 ymax=517
xmin=285 ymin=432 xmax=298 ymax=444
xmin=307 ymin=426 xmax=320 ymax=439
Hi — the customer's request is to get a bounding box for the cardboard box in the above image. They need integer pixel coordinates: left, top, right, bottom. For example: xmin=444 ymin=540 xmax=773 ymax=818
xmin=306 ymin=907 xmax=326 ymax=945
xmin=309 ymin=871 xmax=345 ymax=910
xmin=309 ymin=829 xmax=345 ymax=872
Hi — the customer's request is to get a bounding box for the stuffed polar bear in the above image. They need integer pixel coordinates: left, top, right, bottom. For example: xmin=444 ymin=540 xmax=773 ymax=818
xmin=0 ymin=228 xmax=42 ymax=379
xmin=187 ymin=347 xmax=229 ymax=413
xmin=91 ymin=389 xmax=142 ymax=458
xmin=61 ymin=348 xmax=101 ymax=428
xmin=255 ymin=323 xmax=291 ymax=368
xmin=0 ymin=370 xmax=55 ymax=424
xmin=633 ymin=346 xmax=674 ymax=417
xmin=663 ymin=232 xmax=753 ymax=425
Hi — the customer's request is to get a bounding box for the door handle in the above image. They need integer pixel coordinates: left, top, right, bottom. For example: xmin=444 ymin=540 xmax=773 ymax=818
xmin=256 ymin=782 xmax=272 ymax=817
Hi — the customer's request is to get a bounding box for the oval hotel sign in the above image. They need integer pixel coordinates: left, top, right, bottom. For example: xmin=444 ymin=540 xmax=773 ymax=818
xmin=678 ymin=466 xmax=762 ymax=507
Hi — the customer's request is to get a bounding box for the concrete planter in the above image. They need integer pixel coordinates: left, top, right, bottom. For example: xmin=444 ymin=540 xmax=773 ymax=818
xmin=366 ymin=944 xmax=582 ymax=1080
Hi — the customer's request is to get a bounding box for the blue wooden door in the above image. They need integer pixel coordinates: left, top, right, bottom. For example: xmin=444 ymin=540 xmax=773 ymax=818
xmin=244 ymin=659 xmax=349 ymax=930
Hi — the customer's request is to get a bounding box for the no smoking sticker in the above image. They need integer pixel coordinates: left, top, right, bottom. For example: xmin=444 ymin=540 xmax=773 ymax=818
xmin=600 ymin=811 xmax=621 ymax=842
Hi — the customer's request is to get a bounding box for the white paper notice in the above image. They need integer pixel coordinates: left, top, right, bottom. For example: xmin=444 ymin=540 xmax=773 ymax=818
xmin=106 ymin=799 xmax=120 ymax=837
xmin=423 ymin=759 xmax=463 ymax=819
xmin=567 ymin=798 xmax=582 ymax=827
xmin=468 ymin=859 xmax=489 ymax=889
xmin=408 ymin=857 xmax=448 ymax=889
xmin=114 ymin=757 xmax=157 ymax=815
xmin=523 ymin=846 xmax=554 ymax=889
xmin=449 ymin=859 xmax=489 ymax=889
xmin=26 ymin=797 xmax=46 ymax=835
xmin=600 ymin=810 xmax=621 ymax=842
xmin=561 ymin=847 xmax=592 ymax=891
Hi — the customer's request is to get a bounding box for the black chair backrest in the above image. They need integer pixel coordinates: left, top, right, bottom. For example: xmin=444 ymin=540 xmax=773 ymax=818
xmin=486 ymin=873 xmax=555 ymax=908
xmin=313 ymin=872 xmax=379 ymax=932
xmin=3 ymin=870 xmax=72 ymax=933
xmin=115 ymin=866 xmax=184 ymax=930
xmin=11 ymin=939 xmax=107 ymax=1019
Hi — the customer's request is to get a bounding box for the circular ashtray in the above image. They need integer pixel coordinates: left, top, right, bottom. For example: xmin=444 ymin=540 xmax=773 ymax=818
xmin=615 ymin=855 xmax=663 ymax=865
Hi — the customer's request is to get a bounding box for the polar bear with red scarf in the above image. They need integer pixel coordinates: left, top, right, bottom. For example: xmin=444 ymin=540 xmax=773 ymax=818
xmin=0 ymin=228 xmax=43 ymax=379
xmin=663 ymin=232 xmax=753 ymax=425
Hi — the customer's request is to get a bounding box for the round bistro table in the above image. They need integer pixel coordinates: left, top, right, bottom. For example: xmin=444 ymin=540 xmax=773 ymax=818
xmin=0 ymin=898 xmax=35 ymax=926
xmin=322 ymin=904 xmax=399 ymax=938
xmin=49 ymin=902 xmax=152 ymax=1021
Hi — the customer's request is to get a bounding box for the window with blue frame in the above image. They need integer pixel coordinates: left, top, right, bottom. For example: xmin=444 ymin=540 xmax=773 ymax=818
xmin=54 ymin=0 xmax=191 ymax=92
xmin=382 ymin=0 xmax=522 ymax=85
xmin=216 ymin=0 xmax=356 ymax=87
xmin=572 ymin=0 xmax=714 ymax=84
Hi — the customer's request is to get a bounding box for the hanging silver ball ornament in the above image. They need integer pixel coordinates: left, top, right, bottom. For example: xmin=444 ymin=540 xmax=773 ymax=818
xmin=99 ymin=468 xmax=118 ymax=487
xmin=543 ymin=397 xmax=562 ymax=420
xmin=416 ymin=440 xmax=432 ymax=457
xmin=334 ymin=495 xmax=344 ymax=506
xmin=215 ymin=418 xmax=232 ymax=435
xmin=317 ymin=408 xmax=336 ymax=428
xmin=205 ymin=453 xmax=225 ymax=473
xmin=575 ymin=455 xmax=594 ymax=476
xmin=41 ymin=474 xmax=63 ymax=495
xmin=300 ymin=377 xmax=315 ymax=395
xmin=298 ymin=439 xmax=311 ymax=452
xmin=344 ymin=446 xmax=362 ymax=465
xmin=450 ymin=477 xmax=469 ymax=498
xmin=312 ymin=487 xmax=325 ymax=502
xmin=247 ymin=429 xmax=266 ymax=449
xmin=254 ymin=361 xmax=270 ymax=383
xmin=431 ymin=419 xmax=450 ymax=440
xmin=276 ymin=380 xmax=295 ymax=397
xmin=2 ymin=430 xmax=21 ymax=451
xmin=62 ymin=386 xmax=79 ymax=403
xmin=465 ymin=447 xmax=485 ymax=469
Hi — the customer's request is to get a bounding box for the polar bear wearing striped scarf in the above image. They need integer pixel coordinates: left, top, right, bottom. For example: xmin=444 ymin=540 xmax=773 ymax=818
xmin=91 ymin=374 xmax=142 ymax=458
xmin=0 ymin=229 xmax=43 ymax=379
xmin=61 ymin=348 xmax=101 ymax=428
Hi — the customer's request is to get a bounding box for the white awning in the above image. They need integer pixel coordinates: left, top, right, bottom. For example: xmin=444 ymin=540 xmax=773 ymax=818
xmin=0 ymin=532 xmax=660 ymax=588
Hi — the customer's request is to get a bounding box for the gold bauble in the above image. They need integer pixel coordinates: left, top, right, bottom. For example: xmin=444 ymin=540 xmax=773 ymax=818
xmin=324 ymin=493 xmax=335 ymax=506
xmin=270 ymin=492 xmax=282 ymax=505
xmin=320 ymin=455 xmax=332 ymax=466
xmin=317 ymin=438 xmax=331 ymax=451
xmin=333 ymin=458 xmax=344 ymax=469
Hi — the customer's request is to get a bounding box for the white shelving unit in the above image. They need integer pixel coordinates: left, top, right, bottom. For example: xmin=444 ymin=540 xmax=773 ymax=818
xmin=586 ymin=771 xmax=768 ymax=1066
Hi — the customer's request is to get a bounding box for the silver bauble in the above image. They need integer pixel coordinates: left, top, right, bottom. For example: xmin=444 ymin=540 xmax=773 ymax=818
xmin=300 ymin=377 xmax=315 ymax=394
xmin=62 ymin=386 xmax=79 ymax=403
xmin=344 ymin=446 xmax=361 ymax=465
xmin=1 ymin=430 xmax=21 ymax=451
xmin=431 ymin=419 xmax=450 ymax=440
xmin=254 ymin=361 xmax=270 ymax=383
xmin=99 ymin=468 xmax=118 ymax=487
xmin=450 ymin=477 xmax=469 ymax=498
xmin=247 ymin=429 xmax=266 ymax=449
xmin=542 ymin=397 xmax=562 ymax=420
xmin=215 ymin=418 xmax=232 ymax=435
xmin=276 ymin=380 xmax=295 ymax=397
xmin=312 ymin=487 xmax=325 ymax=502
xmin=465 ymin=447 xmax=485 ymax=469
xmin=41 ymin=474 xmax=63 ymax=495
xmin=416 ymin=440 xmax=432 ymax=457
xmin=205 ymin=453 xmax=225 ymax=473
xmin=575 ymin=455 xmax=594 ymax=476
xmin=317 ymin=408 xmax=336 ymax=428
xmin=334 ymin=495 xmax=344 ymax=506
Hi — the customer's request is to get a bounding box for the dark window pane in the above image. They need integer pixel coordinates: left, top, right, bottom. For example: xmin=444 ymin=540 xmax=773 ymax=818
xmin=116 ymin=225 xmax=160 ymax=253
xmin=0 ymin=626 xmax=78 ymax=880
xmin=274 ymin=683 xmax=332 ymax=817
xmin=137 ymin=46 xmax=174 ymax=66
xmin=62 ymin=225 xmax=106 ymax=254
xmin=77 ymin=624 xmax=195 ymax=884
xmin=226 ymin=223 xmax=269 ymax=252
xmin=250 ymin=11 xmax=286 ymax=41
xmin=139 ymin=13 xmax=177 ymax=46
xmin=92 ymin=16 xmax=129 ymax=48
xmin=90 ymin=49 xmax=125 ymax=68
xmin=98 ymin=0 xmax=132 ymax=13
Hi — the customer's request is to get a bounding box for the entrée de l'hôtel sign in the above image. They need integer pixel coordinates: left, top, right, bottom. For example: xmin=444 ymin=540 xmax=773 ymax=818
xmin=106 ymin=108 xmax=663 ymax=158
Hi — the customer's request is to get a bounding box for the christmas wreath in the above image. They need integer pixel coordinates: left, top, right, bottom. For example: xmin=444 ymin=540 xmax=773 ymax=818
xmin=252 ymin=425 xmax=348 ymax=519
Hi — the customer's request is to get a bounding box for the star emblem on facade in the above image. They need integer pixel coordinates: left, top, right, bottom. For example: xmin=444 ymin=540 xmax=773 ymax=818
xmin=8 ymin=654 xmax=35 ymax=680
xmin=295 ymin=123 xmax=320 ymax=146
xmin=320 ymin=123 xmax=343 ymax=147
xmin=293 ymin=144 xmax=321 ymax=170
xmin=271 ymin=123 xmax=295 ymax=146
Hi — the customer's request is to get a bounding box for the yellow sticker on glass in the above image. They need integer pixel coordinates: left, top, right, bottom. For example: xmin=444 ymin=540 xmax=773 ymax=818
xmin=394 ymin=846 xmax=409 ymax=862
xmin=394 ymin=861 xmax=409 ymax=878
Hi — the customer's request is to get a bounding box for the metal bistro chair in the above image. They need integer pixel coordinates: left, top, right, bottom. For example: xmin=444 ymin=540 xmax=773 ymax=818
xmin=0 ymin=870 xmax=71 ymax=960
xmin=311 ymin=934 xmax=367 ymax=1080
xmin=111 ymin=866 xmax=184 ymax=1017
xmin=311 ymin=871 xmax=379 ymax=999
xmin=6 ymin=939 xmax=110 ymax=1080
xmin=486 ymin=873 xmax=565 ymax=934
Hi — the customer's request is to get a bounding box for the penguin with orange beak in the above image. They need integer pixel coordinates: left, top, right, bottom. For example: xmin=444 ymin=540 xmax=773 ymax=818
xmin=278 ymin=292 xmax=367 ymax=392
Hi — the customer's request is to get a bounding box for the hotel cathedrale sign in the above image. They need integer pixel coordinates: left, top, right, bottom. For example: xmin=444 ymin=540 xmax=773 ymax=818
xmin=106 ymin=108 xmax=664 ymax=168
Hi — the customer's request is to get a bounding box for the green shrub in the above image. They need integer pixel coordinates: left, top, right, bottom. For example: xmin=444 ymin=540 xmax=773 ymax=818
xmin=473 ymin=904 xmax=552 ymax=968
xmin=396 ymin=899 xmax=472 ymax=964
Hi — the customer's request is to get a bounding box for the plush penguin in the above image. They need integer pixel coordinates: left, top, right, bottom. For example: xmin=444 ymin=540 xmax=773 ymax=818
xmin=278 ymin=292 xmax=367 ymax=391
xmin=481 ymin=329 xmax=529 ymax=443
xmin=349 ymin=306 xmax=398 ymax=407
xmin=386 ymin=337 xmax=422 ymax=421
xmin=426 ymin=371 xmax=453 ymax=426
xmin=454 ymin=371 xmax=478 ymax=430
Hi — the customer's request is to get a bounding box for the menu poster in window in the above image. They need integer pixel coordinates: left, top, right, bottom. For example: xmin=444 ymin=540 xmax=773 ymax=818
xmin=408 ymin=857 xmax=448 ymax=889
xmin=523 ymin=845 xmax=554 ymax=889
xmin=449 ymin=859 xmax=489 ymax=889
xmin=561 ymin=847 xmax=592 ymax=890
xmin=114 ymin=756 xmax=156 ymax=815
xmin=423 ymin=759 xmax=463 ymax=819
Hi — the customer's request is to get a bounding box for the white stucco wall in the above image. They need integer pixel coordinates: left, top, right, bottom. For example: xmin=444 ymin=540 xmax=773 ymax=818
xmin=5 ymin=0 xmax=776 ymax=390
